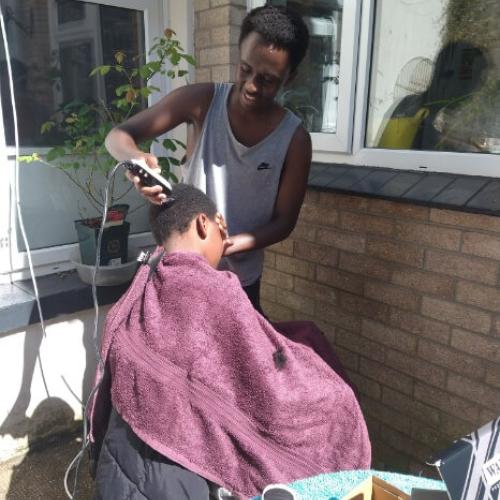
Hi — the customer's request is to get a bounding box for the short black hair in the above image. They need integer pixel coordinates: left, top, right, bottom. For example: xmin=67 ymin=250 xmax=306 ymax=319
xmin=149 ymin=183 xmax=217 ymax=245
xmin=239 ymin=5 xmax=309 ymax=73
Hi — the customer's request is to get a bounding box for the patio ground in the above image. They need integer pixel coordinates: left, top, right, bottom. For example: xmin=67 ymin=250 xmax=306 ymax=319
xmin=0 ymin=433 xmax=93 ymax=500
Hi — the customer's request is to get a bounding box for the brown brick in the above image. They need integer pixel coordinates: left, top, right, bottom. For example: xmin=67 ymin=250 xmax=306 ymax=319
xmin=339 ymin=252 xmax=393 ymax=281
xmin=396 ymin=221 xmax=461 ymax=251
xmin=365 ymin=416 xmax=382 ymax=440
xmin=319 ymin=192 xmax=368 ymax=211
xmin=456 ymin=281 xmax=500 ymax=313
xmin=392 ymin=268 xmax=455 ymax=299
xmin=261 ymin=268 xmax=294 ymax=291
xmin=480 ymin=409 xmax=499 ymax=424
xmin=290 ymin=223 xmax=316 ymax=243
xmin=359 ymin=358 xmax=414 ymax=395
xmin=334 ymin=346 xmax=359 ymax=371
xmin=494 ymin=317 xmax=500 ymax=338
xmin=335 ymin=329 xmax=385 ymax=362
xmin=365 ymin=281 xmax=420 ymax=312
xmin=485 ymin=364 xmax=500 ymax=388
xmin=315 ymin=302 xmax=362 ymax=332
xmin=316 ymin=228 xmax=366 ymax=253
xmin=389 ymin=309 xmax=450 ymax=345
xmin=260 ymin=280 xmax=277 ymax=302
xmin=425 ymin=249 xmax=498 ymax=285
xmin=269 ymin=238 xmax=294 ymax=256
xmin=366 ymin=238 xmax=424 ymax=268
xmin=195 ymin=29 xmax=211 ymax=49
xmin=440 ymin=414 xmax=475 ymax=440
xmin=362 ymin=319 xmax=417 ymax=353
xmin=368 ymin=199 xmax=429 ymax=221
xmin=447 ymin=373 xmax=500 ymax=412
xmin=361 ymin=396 xmax=411 ymax=433
xmin=340 ymin=212 xmax=394 ymax=236
xmin=380 ymin=424 xmax=432 ymax=462
xmin=195 ymin=67 xmax=211 ymax=83
xmin=264 ymin=251 xmax=276 ymax=269
xmin=422 ymin=297 xmax=491 ymax=333
xmin=293 ymin=277 xmax=337 ymax=304
xmin=211 ymin=1 xmax=246 ymax=13
xmin=260 ymin=300 xmax=294 ymax=321
xmin=294 ymin=240 xmax=338 ymax=267
xmin=382 ymin=387 xmax=440 ymax=425
xmin=275 ymin=289 xmax=315 ymax=315
xmin=340 ymin=291 xmax=390 ymax=323
xmin=414 ymin=382 xmax=480 ymax=423
xmin=371 ymin=439 xmax=410 ymax=471
xmin=410 ymin=421 xmax=450 ymax=451
xmin=316 ymin=266 xmax=364 ymax=294
xmin=417 ymin=339 xmax=485 ymax=379
xmin=194 ymin=0 xmax=210 ymax=11
xmin=430 ymin=209 xmax=500 ymax=233
xmin=298 ymin=203 xmax=339 ymax=227
xmin=347 ymin=372 xmax=382 ymax=400
xmin=199 ymin=46 xmax=232 ymax=66
xmin=386 ymin=349 xmax=447 ymax=387
xmin=275 ymin=254 xmax=315 ymax=279
xmin=462 ymin=232 xmax=500 ymax=260
xmin=450 ymin=329 xmax=500 ymax=362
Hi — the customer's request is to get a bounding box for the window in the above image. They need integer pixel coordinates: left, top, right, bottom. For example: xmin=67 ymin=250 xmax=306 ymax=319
xmin=366 ymin=0 xmax=500 ymax=156
xmin=250 ymin=0 xmax=361 ymax=153
xmin=250 ymin=0 xmax=500 ymax=177
xmin=0 ymin=0 xmax=168 ymax=279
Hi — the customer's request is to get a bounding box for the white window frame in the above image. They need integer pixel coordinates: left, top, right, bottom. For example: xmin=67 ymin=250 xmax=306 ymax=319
xmin=0 ymin=0 xmax=184 ymax=282
xmin=249 ymin=0 xmax=361 ymax=153
xmin=251 ymin=0 xmax=500 ymax=177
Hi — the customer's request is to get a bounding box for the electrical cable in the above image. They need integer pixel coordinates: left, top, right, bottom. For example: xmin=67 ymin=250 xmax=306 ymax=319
xmin=64 ymin=161 xmax=126 ymax=499
xmin=0 ymin=5 xmax=130 ymax=497
xmin=0 ymin=1 xmax=50 ymax=398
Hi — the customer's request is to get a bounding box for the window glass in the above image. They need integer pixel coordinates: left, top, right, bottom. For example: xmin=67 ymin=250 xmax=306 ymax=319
xmin=0 ymin=0 xmax=151 ymax=250
xmin=0 ymin=0 xmax=144 ymax=146
xmin=366 ymin=0 xmax=500 ymax=154
xmin=268 ymin=0 xmax=343 ymax=134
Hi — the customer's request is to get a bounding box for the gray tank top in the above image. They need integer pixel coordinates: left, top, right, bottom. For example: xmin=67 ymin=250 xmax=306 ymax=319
xmin=183 ymin=83 xmax=301 ymax=286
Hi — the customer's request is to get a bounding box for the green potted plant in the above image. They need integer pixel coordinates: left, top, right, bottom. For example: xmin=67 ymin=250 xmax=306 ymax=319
xmin=20 ymin=29 xmax=194 ymax=280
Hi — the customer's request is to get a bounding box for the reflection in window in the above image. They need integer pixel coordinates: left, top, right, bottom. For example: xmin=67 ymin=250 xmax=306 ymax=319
xmin=0 ymin=0 xmax=145 ymax=146
xmin=366 ymin=0 xmax=500 ymax=154
xmin=268 ymin=0 xmax=343 ymax=134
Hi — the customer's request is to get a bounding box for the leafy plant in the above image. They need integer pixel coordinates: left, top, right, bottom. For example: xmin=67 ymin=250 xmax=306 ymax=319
xmin=20 ymin=29 xmax=195 ymax=216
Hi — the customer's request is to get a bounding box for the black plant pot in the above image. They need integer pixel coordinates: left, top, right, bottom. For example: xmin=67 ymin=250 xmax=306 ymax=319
xmin=74 ymin=220 xmax=130 ymax=266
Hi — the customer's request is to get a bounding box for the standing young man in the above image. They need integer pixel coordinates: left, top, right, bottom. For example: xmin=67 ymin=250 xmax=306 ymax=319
xmin=105 ymin=6 xmax=311 ymax=310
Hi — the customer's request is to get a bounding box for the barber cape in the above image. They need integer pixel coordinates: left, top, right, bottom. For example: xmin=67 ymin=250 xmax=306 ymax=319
xmin=89 ymin=251 xmax=371 ymax=498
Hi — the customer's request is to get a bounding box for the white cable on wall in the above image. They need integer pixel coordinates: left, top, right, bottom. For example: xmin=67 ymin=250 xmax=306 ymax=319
xmin=0 ymin=1 xmax=50 ymax=397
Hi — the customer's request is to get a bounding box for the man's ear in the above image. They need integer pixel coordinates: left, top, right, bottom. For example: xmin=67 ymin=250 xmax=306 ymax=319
xmin=195 ymin=213 xmax=209 ymax=240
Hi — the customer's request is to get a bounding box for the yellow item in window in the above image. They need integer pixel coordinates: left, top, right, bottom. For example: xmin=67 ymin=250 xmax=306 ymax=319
xmin=377 ymin=107 xmax=429 ymax=149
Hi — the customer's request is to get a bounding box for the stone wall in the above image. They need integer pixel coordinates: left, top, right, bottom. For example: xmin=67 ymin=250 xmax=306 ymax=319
xmin=262 ymin=189 xmax=500 ymax=473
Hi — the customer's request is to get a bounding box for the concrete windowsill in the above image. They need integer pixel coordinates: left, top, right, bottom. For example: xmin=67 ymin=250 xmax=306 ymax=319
xmin=0 ymin=271 xmax=130 ymax=335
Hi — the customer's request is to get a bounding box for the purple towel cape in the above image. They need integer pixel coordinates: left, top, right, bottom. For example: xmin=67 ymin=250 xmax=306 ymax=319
xmin=89 ymin=252 xmax=370 ymax=497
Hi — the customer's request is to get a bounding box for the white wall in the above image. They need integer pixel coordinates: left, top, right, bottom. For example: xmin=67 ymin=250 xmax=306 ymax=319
xmin=0 ymin=306 xmax=110 ymax=461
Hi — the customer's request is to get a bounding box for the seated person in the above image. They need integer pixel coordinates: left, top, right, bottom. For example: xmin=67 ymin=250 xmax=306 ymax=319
xmin=89 ymin=183 xmax=371 ymax=499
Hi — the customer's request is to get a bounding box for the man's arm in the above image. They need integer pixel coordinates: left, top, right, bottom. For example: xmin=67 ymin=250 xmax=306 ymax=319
xmin=224 ymin=126 xmax=312 ymax=256
xmin=105 ymin=83 xmax=214 ymax=202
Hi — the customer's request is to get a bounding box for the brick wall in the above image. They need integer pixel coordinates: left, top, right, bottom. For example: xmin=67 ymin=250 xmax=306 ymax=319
xmin=262 ymin=189 xmax=500 ymax=474
xmin=193 ymin=0 xmax=246 ymax=83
